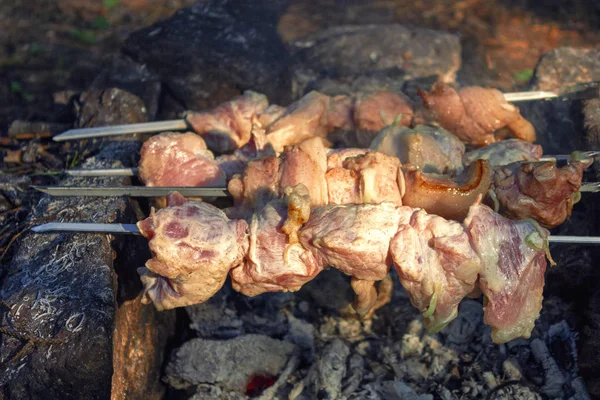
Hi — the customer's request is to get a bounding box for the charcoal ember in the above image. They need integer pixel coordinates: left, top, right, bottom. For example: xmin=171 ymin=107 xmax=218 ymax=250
xmin=190 ymin=384 xmax=248 ymax=400
xmin=521 ymin=47 xmax=600 ymax=154
xmin=291 ymin=24 xmax=461 ymax=98
xmin=123 ymin=0 xmax=292 ymax=111
xmin=579 ymin=288 xmax=600 ymax=398
xmin=485 ymin=382 xmax=545 ymax=400
xmin=0 ymin=175 xmax=31 ymax=208
xmin=164 ymin=334 xmax=296 ymax=392
xmin=305 ymin=338 xmax=350 ymax=400
xmin=90 ymin=56 xmax=162 ymax=120
xmin=76 ymin=88 xmax=149 ymax=129
xmin=284 ymin=313 xmax=315 ymax=362
xmin=239 ymin=293 xmax=293 ymax=337
xmin=341 ymin=354 xmax=366 ymax=397
xmin=186 ymin=285 xmax=244 ymax=339
xmin=300 ymin=269 xmax=355 ymax=314
xmin=441 ymin=299 xmax=484 ymax=347
xmin=349 ymin=381 xmax=433 ymax=400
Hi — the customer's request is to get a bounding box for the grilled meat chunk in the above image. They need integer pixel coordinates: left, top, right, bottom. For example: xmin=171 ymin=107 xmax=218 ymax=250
xmin=492 ymin=157 xmax=592 ymax=228
xmin=465 ymin=200 xmax=552 ymax=344
xmin=418 ymin=83 xmax=536 ymax=146
xmin=137 ymin=192 xmax=248 ymax=310
xmin=185 ymin=90 xmax=269 ymax=153
xmin=138 ymin=132 xmax=226 ymax=188
xmin=390 ymin=208 xmax=481 ymax=332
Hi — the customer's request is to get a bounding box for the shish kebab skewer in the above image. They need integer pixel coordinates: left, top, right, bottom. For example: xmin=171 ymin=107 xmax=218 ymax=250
xmin=30 ymin=222 xmax=600 ymax=245
xmin=52 ymin=82 xmax=600 ymax=142
xmin=42 ymin=150 xmax=600 ymax=178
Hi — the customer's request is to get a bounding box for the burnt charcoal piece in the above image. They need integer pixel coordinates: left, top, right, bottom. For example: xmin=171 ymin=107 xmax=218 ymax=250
xmin=521 ymin=47 xmax=600 ymax=154
xmin=291 ymin=24 xmax=461 ymax=98
xmin=123 ymin=0 xmax=292 ymax=111
xmin=0 ymin=175 xmax=31 ymax=209
xmin=164 ymin=334 xmax=296 ymax=392
xmin=90 ymin=56 xmax=162 ymax=120
xmin=306 ymin=339 xmax=350 ymax=400
xmin=76 ymin=88 xmax=149 ymax=129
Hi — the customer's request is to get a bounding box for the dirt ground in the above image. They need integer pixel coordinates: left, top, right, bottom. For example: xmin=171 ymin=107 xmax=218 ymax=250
xmin=0 ymin=0 xmax=599 ymax=134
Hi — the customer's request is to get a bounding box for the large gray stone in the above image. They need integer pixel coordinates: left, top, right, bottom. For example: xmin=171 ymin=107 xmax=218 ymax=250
xmin=123 ymin=0 xmax=292 ymax=111
xmin=291 ymin=24 xmax=461 ymax=98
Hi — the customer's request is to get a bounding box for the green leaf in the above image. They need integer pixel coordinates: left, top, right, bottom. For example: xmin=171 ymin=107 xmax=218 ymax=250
xmin=103 ymin=0 xmax=119 ymax=10
xmin=514 ymin=69 xmax=534 ymax=83
xmin=10 ymin=81 xmax=23 ymax=94
xmin=69 ymin=29 xmax=97 ymax=45
xmin=92 ymin=16 xmax=110 ymax=29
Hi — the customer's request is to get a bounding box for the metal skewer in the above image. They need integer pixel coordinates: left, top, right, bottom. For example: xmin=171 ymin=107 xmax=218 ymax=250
xmin=33 ymin=150 xmax=600 ymax=178
xmin=31 ymin=185 xmax=229 ymax=197
xmin=51 ymin=82 xmax=600 ymax=142
xmin=29 ymin=222 xmax=600 ymax=245
xmin=31 ymin=181 xmax=600 ymax=197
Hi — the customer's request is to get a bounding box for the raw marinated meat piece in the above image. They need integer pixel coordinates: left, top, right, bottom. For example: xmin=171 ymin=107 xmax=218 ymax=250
xmin=279 ymin=137 xmax=329 ymax=206
xmin=390 ymin=209 xmax=481 ymax=332
xmin=402 ymin=159 xmax=492 ymax=221
xmin=326 ymin=148 xmax=369 ymax=170
xmin=185 ymin=91 xmax=269 ymax=153
xmin=138 ymin=132 xmax=226 ymax=188
xmin=137 ymin=192 xmax=248 ymax=310
xmin=464 ymin=201 xmax=552 ymax=344
xmin=418 ymin=83 xmax=536 ymax=146
xmin=341 ymin=152 xmax=404 ymax=206
xmin=264 ymin=91 xmax=332 ymax=153
xmin=463 ymin=139 xmax=543 ymax=167
xmin=492 ymin=157 xmax=592 ymax=228
xmin=230 ymin=185 xmax=323 ymax=296
xmin=227 ymin=156 xmax=281 ymax=214
xmin=299 ymin=202 xmax=404 ymax=317
xmin=370 ymin=124 xmax=465 ymax=174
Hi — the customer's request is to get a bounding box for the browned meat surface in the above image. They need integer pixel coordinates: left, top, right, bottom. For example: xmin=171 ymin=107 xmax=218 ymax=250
xmin=492 ymin=157 xmax=592 ymax=228
xmin=326 ymin=148 xmax=369 ymax=169
xmin=185 ymin=91 xmax=269 ymax=154
xmin=402 ymin=159 xmax=492 ymax=221
xmin=230 ymin=191 xmax=323 ymax=297
xmin=138 ymin=132 xmax=226 ymax=188
xmin=370 ymin=124 xmax=465 ymax=174
xmin=465 ymin=200 xmax=552 ymax=344
xmin=463 ymin=139 xmax=543 ymax=167
xmin=390 ymin=208 xmax=481 ymax=332
xmin=137 ymin=193 xmax=248 ymax=310
xmin=418 ymin=83 xmax=536 ymax=146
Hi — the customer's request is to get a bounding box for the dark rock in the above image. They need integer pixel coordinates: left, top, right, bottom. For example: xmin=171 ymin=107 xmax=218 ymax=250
xmin=76 ymin=88 xmax=149 ymax=129
xmin=90 ymin=57 xmax=162 ymax=120
xmin=0 ymin=89 xmax=175 ymax=399
xmin=164 ymin=334 xmax=296 ymax=392
xmin=0 ymin=142 xmax=137 ymax=400
xmin=291 ymin=24 xmax=461 ymax=98
xmin=123 ymin=0 xmax=292 ymax=111
xmin=307 ymin=338 xmax=350 ymax=400
xmin=521 ymin=47 xmax=600 ymax=154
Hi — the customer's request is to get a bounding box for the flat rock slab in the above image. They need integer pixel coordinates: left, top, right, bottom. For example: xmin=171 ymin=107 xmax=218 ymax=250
xmin=164 ymin=334 xmax=296 ymax=393
xmin=291 ymin=24 xmax=461 ymax=98
xmin=123 ymin=0 xmax=292 ymax=111
xmin=0 ymin=88 xmax=174 ymax=399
